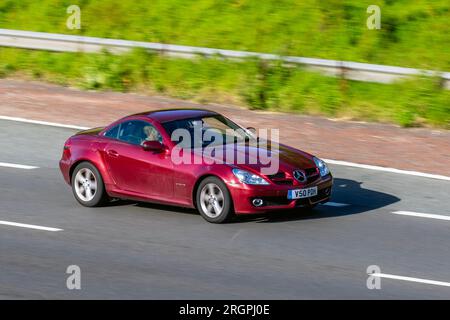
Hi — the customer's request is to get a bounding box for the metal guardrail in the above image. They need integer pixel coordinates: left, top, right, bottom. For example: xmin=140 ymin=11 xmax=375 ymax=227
xmin=0 ymin=28 xmax=449 ymax=88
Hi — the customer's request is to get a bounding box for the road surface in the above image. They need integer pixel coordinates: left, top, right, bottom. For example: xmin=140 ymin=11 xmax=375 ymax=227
xmin=0 ymin=119 xmax=449 ymax=299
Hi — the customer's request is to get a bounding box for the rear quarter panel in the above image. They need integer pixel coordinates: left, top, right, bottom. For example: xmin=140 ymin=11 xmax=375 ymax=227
xmin=61 ymin=134 xmax=113 ymax=188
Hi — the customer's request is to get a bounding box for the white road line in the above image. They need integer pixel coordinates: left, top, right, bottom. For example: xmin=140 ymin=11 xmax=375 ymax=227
xmin=1 ymin=115 xmax=450 ymax=182
xmin=0 ymin=115 xmax=88 ymax=130
xmin=0 ymin=162 xmax=39 ymax=170
xmin=324 ymin=159 xmax=450 ymax=182
xmin=0 ymin=220 xmax=63 ymax=232
xmin=392 ymin=211 xmax=450 ymax=221
xmin=371 ymin=273 xmax=450 ymax=288
xmin=322 ymin=202 xmax=349 ymax=207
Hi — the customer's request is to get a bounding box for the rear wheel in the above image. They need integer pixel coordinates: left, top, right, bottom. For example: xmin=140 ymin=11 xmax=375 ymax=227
xmin=196 ymin=177 xmax=233 ymax=223
xmin=71 ymin=162 xmax=108 ymax=207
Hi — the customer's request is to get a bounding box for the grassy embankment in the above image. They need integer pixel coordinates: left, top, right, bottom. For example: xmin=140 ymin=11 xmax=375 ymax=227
xmin=0 ymin=0 xmax=449 ymax=127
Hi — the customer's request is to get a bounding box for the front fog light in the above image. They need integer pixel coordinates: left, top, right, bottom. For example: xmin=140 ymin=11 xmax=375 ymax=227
xmin=252 ymin=198 xmax=264 ymax=207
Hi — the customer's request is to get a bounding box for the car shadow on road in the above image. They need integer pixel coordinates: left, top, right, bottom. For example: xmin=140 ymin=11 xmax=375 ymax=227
xmin=104 ymin=178 xmax=400 ymax=224
xmin=133 ymin=201 xmax=199 ymax=215
xmin=103 ymin=198 xmax=199 ymax=216
xmin=244 ymin=178 xmax=401 ymax=224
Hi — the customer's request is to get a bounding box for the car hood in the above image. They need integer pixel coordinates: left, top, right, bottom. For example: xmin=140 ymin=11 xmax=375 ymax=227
xmin=194 ymin=142 xmax=316 ymax=175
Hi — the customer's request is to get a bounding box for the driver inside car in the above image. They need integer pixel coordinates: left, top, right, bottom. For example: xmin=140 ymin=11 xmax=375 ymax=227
xmin=142 ymin=125 xmax=161 ymax=144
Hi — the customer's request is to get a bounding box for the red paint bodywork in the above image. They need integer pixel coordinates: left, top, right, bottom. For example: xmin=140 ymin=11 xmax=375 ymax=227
xmin=60 ymin=109 xmax=332 ymax=214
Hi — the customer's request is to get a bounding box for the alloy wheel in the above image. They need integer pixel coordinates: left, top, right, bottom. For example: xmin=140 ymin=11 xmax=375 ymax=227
xmin=200 ymin=183 xmax=225 ymax=218
xmin=74 ymin=168 xmax=97 ymax=202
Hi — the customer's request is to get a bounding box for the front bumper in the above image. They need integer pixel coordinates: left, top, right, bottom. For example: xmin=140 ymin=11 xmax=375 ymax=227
xmin=228 ymin=174 xmax=333 ymax=214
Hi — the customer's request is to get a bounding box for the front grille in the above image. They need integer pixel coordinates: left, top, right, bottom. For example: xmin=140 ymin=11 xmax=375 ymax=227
xmin=267 ymin=172 xmax=293 ymax=185
xmin=268 ymin=168 xmax=320 ymax=185
xmin=250 ymin=196 xmax=292 ymax=207
xmin=251 ymin=186 xmax=331 ymax=208
xmin=261 ymin=197 xmax=292 ymax=206
xmin=295 ymin=187 xmax=331 ymax=206
xmin=305 ymin=167 xmax=320 ymax=183
xmin=267 ymin=172 xmax=284 ymax=179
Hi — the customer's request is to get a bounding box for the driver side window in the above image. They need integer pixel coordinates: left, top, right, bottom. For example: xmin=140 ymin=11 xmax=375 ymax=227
xmin=104 ymin=124 xmax=120 ymax=139
xmin=117 ymin=121 xmax=162 ymax=145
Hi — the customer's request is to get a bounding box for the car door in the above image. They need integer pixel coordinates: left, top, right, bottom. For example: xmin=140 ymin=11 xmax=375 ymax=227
xmin=102 ymin=120 xmax=174 ymax=199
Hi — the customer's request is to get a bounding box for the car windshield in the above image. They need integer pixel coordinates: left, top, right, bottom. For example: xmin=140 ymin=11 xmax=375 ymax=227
xmin=162 ymin=115 xmax=255 ymax=149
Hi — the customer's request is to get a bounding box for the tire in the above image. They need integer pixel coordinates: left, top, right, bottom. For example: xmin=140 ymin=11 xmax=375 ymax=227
xmin=196 ymin=177 xmax=234 ymax=223
xmin=71 ymin=162 xmax=108 ymax=207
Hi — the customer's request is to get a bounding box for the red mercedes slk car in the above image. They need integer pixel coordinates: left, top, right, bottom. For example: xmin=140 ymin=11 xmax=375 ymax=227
xmin=60 ymin=109 xmax=333 ymax=223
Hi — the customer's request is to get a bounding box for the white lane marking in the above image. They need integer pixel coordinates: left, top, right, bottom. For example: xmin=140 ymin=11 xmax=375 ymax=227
xmin=322 ymin=202 xmax=349 ymax=207
xmin=1 ymin=115 xmax=450 ymax=182
xmin=392 ymin=211 xmax=450 ymax=221
xmin=0 ymin=162 xmax=39 ymax=170
xmin=0 ymin=116 xmax=88 ymax=130
xmin=324 ymin=159 xmax=450 ymax=182
xmin=371 ymin=273 xmax=450 ymax=288
xmin=0 ymin=220 xmax=63 ymax=232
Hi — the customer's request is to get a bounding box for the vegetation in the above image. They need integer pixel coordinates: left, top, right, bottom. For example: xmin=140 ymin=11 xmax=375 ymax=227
xmin=0 ymin=1 xmax=448 ymax=128
xmin=0 ymin=0 xmax=449 ymax=70
xmin=1 ymin=48 xmax=448 ymax=128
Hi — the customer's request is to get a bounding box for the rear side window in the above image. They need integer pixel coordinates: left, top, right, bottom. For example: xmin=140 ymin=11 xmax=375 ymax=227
xmin=104 ymin=125 xmax=120 ymax=139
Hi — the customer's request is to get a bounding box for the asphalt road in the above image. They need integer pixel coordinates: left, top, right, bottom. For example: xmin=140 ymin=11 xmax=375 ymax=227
xmin=1 ymin=119 xmax=450 ymax=299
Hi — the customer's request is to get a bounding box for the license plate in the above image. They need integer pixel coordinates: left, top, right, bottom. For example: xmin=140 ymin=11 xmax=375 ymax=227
xmin=287 ymin=187 xmax=318 ymax=199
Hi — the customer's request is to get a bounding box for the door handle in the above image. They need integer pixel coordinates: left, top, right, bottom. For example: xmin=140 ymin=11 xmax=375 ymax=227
xmin=107 ymin=150 xmax=119 ymax=158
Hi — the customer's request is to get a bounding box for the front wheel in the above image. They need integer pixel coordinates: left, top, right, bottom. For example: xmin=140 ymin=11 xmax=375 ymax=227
xmin=71 ymin=162 xmax=108 ymax=207
xmin=196 ymin=177 xmax=234 ymax=223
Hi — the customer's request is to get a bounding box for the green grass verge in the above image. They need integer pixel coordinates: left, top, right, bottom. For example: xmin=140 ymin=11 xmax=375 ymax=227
xmin=0 ymin=0 xmax=449 ymax=70
xmin=1 ymin=48 xmax=448 ymax=128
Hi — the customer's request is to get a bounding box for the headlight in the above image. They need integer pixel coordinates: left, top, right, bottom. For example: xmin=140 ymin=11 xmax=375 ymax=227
xmin=313 ymin=157 xmax=330 ymax=177
xmin=232 ymin=169 xmax=270 ymax=185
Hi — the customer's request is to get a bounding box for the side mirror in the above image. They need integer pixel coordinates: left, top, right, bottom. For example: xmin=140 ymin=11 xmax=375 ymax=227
xmin=142 ymin=140 xmax=165 ymax=152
